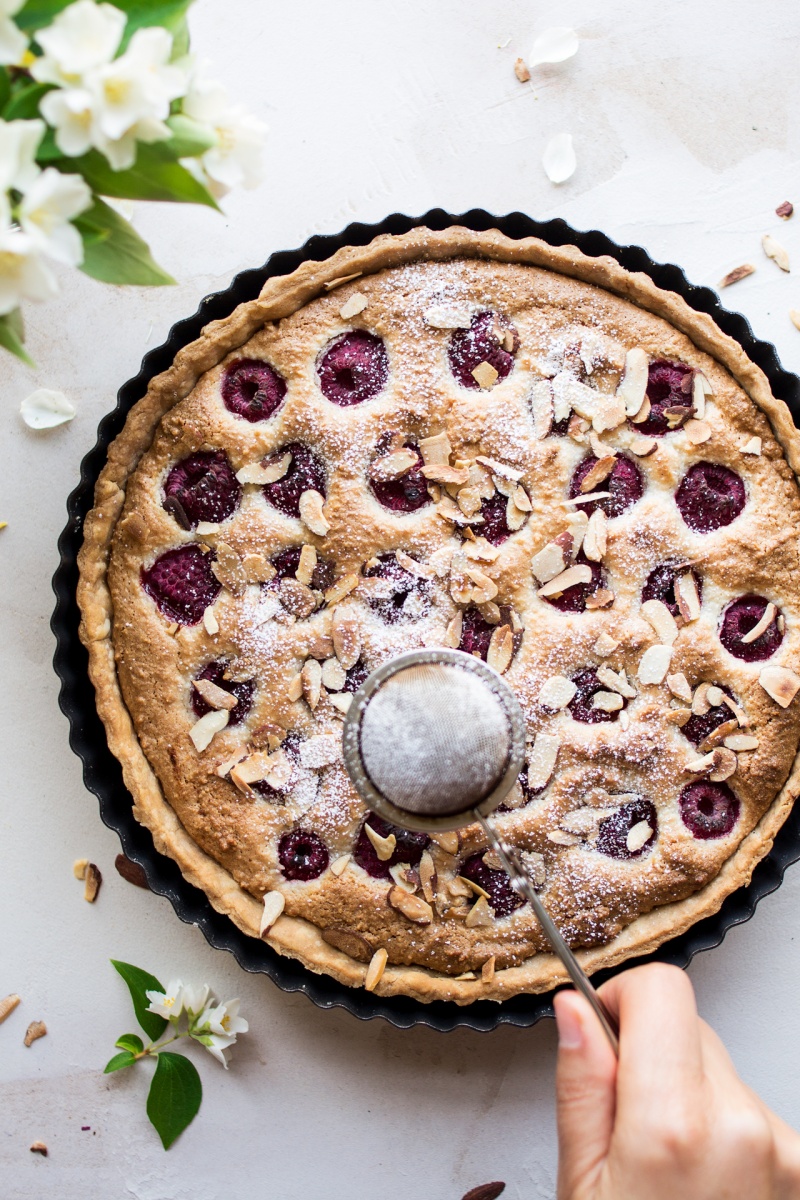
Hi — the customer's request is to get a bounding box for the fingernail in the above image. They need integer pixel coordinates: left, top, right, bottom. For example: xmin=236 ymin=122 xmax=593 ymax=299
xmin=555 ymin=998 xmax=583 ymax=1050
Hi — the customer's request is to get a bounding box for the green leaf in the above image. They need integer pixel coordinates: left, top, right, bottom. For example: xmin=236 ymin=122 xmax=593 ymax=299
xmin=165 ymin=114 xmax=215 ymax=159
xmin=114 ymin=0 xmax=195 ymax=50
xmin=0 ymin=310 xmax=34 ymax=366
xmin=146 ymin=1052 xmax=202 ymax=1150
xmin=115 ymin=1033 xmax=145 ymax=1055
xmin=53 ymin=142 xmax=219 ymax=208
xmin=76 ymin=197 xmax=176 ymax=286
xmin=104 ymin=1050 xmax=137 ymax=1074
xmin=4 ymin=81 xmax=53 ymax=121
xmin=15 ymin=0 xmax=72 ymax=34
xmin=0 ymin=67 xmax=11 ymax=113
xmin=111 ymin=960 xmax=168 ymax=1042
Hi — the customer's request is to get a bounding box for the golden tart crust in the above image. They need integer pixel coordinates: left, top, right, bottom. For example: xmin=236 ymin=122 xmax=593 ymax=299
xmin=78 ymin=227 xmax=800 ymax=1004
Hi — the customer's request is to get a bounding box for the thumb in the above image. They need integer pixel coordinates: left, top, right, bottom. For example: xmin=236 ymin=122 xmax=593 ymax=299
xmin=554 ymin=990 xmax=617 ymax=1199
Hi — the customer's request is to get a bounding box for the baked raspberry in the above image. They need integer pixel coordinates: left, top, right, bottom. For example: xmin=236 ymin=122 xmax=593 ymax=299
xmin=596 ymin=798 xmax=657 ymax=859
xmin=342 ymin=661 xmax=369 ymax=693
xmin=720 ymin=595 xmax=784 ymax=661
xmin=141 ymin=544 xmax=220 ymax=626
xmin=279 ymin=829 xmax=329 ymax=880
xmin=448 ymin=311 xmax=518 ymax=390
xmin=353 ymin=812 xmax=429 ymax=879
xmin=263 ymin=442 xmax=326 ymax=519
xmin=457 ymin=606 xmax=495 ymax=660
xmin=163 ymin=450 xmax=241 ymax=529
xmin=679 ymin=782 xmax=739 ymax=839
xmin=317 ymin=331 xmax=388 ymax=406
xmin=364 ymin=552 xmax=429 ymax=622
xmin=268 ymin=545 xmax=335 ymax=592
xmin=675 ymin=462 xmax=746 ymax=533
xmin=641 ymin=563 xmax=702 ymax=619
xmin=468 ymin=492 xmax=523 ymax=544
xmin=633 ymin=359 xmax=694 ymax=436
xmin=191 ymin=660 xmax=254 ymax=726
xmin=370 ymin=437 xmax=430 ymax=513
xmin=497 ymin=765 xmax=545 ymax=813
xmin=568 ymin=455 xmax=644 ymax=518
xmin=544 ymin=549 xmax=604 ymax=614
xmin=221 ymin=358 xmax=286 ymax=423
xmin=459 ymin=853 xmax=524 ymax=917
xmin=568 ymin=668 xmax=628 ymax=724
xmin=681 ymin=685 xmax=736 ymax=747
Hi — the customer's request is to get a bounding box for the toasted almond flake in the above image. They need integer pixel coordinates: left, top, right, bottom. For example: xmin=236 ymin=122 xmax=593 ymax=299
xmin=389 ymin=863 xmax=417 ymax=894
xmin=721 ymin=694 xmax=749 ymax=726
xmin=370 ymin=448 xmax=419 ymax=482
xmin=592 ymin=690 xmax=623 ymax=712
xmin=460 ymin=875 xmax=491 ymax=900
xmin=596 ymin=665 xmax=636 ymax=698
xmin=763 ymin=233 xmax=790 ymax=271
xmin=667 ymin=672 xmax=693 ymax=702
xmin=698 ymin=719 xmax=740 ymax=753
xmin=724 ymin=734 xmax=759 ymax=751
xmin=548 ymin=830 xmax=581 ymax=846
xmin=585 ymin=587 xmax=614 ymax=610
xmin=430 ymin=831 xmax=459 ymax=855
xmin=437 ymin=495 xmax=477 ymax=526
xmin=530 ymin=378 xmax=554 ymax=439
xmin=331 ymin=609 xmax=361 ymax=668
xmin=630 ymin=435 xmax=657 ymax=457
xmin=323 ymin=572 xmax=359 ymax=607
xmin=666 ymin=707 xmax=692 ymax=726
xmin=420 ymin=462 xmax=469 ymax=485
xmin=481 ymin=956 xmax=497 ymax=984
xmin=777 ymin=201 xmax=794 ymax=219
xmin=759 ymin=666 xmax=800 ymax=708
xmin=475 ymin=456 xmax=523 ymax=482
xmin=626 ymin=821 xmax=653 ymax=854
xmin=394 ymin=551 xmax=433 ymax=580
xmin=30 ymin=1142 xmax=48 ymax=1156
xmin=241 ymin=552 xmax=275 ymax=584
xmin=537 ymin=564 xmax=593 ymax=598
xmin=580 ymin=456 xmax=616 ymax=492
xmin=482 ymin=850 xmax=503 ymax=870
xmin=83 ymin=861 xmax=101 ymax=904
xmin=641 ymin=598 xmax=679 ymax=645
xmin=24 ymin=1020 xmax=47 ymax=1046
xmin=465 ymin=895 xmax=494 ymax=927
xmin=630 ymin=394 xmax=651 ymax=424
xmin=692 ymin=371 xmax=711 ymax=418
xmin=588 ymin=430 xmax=611 ymax=460
xmin=526 ymin=733 xmax=560 ymax=790
xmin=675 ymin=572 xmax=701 ymax=623
xmin=741 ymin=602 xmax=778 ymax=644
xmin=706 ymin=685 xmax=725 ymax=707
xmin=388 ymin=887 xmax=432 ymax=924
xmin=448 ymin=876 xmax=474 ymax=899
xmin=190 ymin=708 xmax=229 ymax=751
xmin=423 ymin=306 xmax=471 ymax=330
xmin=487 ymin=625 xmax=513 ymax=674
xmin=564 ymin=512 xmax=588 ymax=551
xmin=195 ymin=521 xmax=219 ymax=536
xmin=692 ymin=683 xmax=712 ymax=716
xmin=472 ymin=361 xmax=499 ymax=389
xmin=418 ymin=851 xmax=436 ymax=902
xmin=339 ymin=291 xmax=368 ymax=319
xmin=0 ymin=994 xmax=20 ymax=1025
xmin=203 ymin=604 xmax=219 ymax=635
xmin=290 ymin=544 xmax=316 ymax=587
xmin=365 ymin=947 xmax=388 ymax=991
xmin=236 ymin=452 xmax=291 ymax=485
xmin=299 ymin=489 xmax=330 ymax=536
xmin=443 ymin=611 xmax=464 ymax=649
xmin=542 ymin=131 xmax=576 ymax=184
xmin=73 ymin=858 xmax=89 ymax=880
xmin=617 ymin=348 xmax=649 ymax=416
xmin=324 ymin=271 xmax=362 ymax=291
xmin=216 ymin=747 xmax=247 ymax=777
xmin=514 ymin=56 xmax=530 ymax=82
xmin=741 ymin=435 xmax=762 ymax=456
xmin=329 ymin=854 xmax=351 ymax=878
xmin=618 ymin=710 xmax=630 ymax=730
xmin=563 ymin=489 xmax=612 ymax=507
xmin=193 ymin=678 xmax=238 ymax=711
xmin=299 ymin=733 xmax=341 ymax=770
xmin=540 ymin=674 xmax=577 ymax=710
xmin=279 ymin=577 xmax=317 ymax=619
xmin=505 ymin=495 xmax=527 ymax=531
xmin=20 ymin=388 xmax=76 ymax=429
xmin=720 ymin=263 xmax=756 ymax=288
xmin=260 ymin=891 xmax=285 ymax=935
xmin=531 ymin=541 xmax=567 ymax=584
xmin=466 ymin=566 xmax=498 ymax=602
xmin=212 ymin=541 xmax=247 ymax=596
xmin=328 ymin=693 xmax=352 ymax=716
xmin=583 ymin=508 xmax=607 ymax=562
xmin=561 ymin=807 xmax=615 ymax=835
xmin=791 ymin=310 xmax=800 ymax=332
xmin=457 ymin=486 xmax=482 ymax=518
xmin=513 ymin=485 xmax=532 ymax=512
xmin=710 ymin=747 xmax=738 ymax=782
xmin=664 ymin=404 xmax=692 ymax=429
xmin=685 ymin=418 xmax=712 ymax=445
xmin=593 ymin=632 xmax=619 ymax=658
xmin=320 ymin=656 xmax=346 ymax=692
xmin=638 ymin=644 xmax=673 ymax=685
xmin=686 ymin=752 xmax=715 ymax=775
xmin=287 ymin=671 xmax=303 ymax=702
xmin=365 ymin=823 xmax=396 ymax=861
xmin=301 ymin=658 xmax=323 ymax=710
xmin=567 ymin=412 xmax=589 ymax=440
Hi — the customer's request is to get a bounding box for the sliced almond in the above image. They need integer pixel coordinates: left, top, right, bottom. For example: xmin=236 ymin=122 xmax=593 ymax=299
xmin=596 ymin=665 xmax=636 ymax=698
xmin=301 ymin=658 xmax=323 ymax=710
xmin=321 ymin=657 xmax=346 ymax=692
xmin=459 ymin=875 xmax=491 ymax=900
xmin=505 ymin=495 xmax=527 ymax=531
xmin=430 ymin=831 xmax=459 ymax=855
xmin=24 ymin=1020 xmax=47 ymax=1047
xmin=759 ymin=666 xmax=800 ymax=708
xmin=339 ymin=291 xmax=368 ymax=319
xmin=593 ymin=632 xmax=619 ymax=657
xmin=388 ymin=863 xmax=418 ymax=894
xmin=365 ymin=823 xmax=396 ymax=861
xmin=466 ymin=566 xmax=498 ymax=603
xmin=388 ymin=887 xmax=432 ymax=924
xmin=537 ymin=564 xmax=592 ymax=597
xmin=279 ymin=577 xmax=318 ymax=619
xmin=721 ymin=694 xmax=749 ymax=726
xmin=530 ymin=378 xmax=554 ymax=439
xmin=664 ymin=404 xmax=692 ymax=429
xmin=641 ymin=598 xmax=679 ymax=645
xmin=291 ymin=543 xmax=317 ymax=587
xmin=330 ymin=854 xmax=351 ymax=877
xmin=560 ymin=806 xmax=615 ymax=835
xmin=329 ymin=693 xmax=353 ymax=715
xmin=324 ymin=573 xmax=359 ymax=606
xmin=260 ymin=891 xmax=285 ymax=935
xmin=299 ymin=733 xmax=341 ymax=770
xmin=365 ymin=947 xmax=388 ymax=992
xmin=617 ymin=347 xmax=649 ymax=416
xmin=706 ymin=685 xmax=725 ymax=708
xmin=763 ymin=232 xmax=790 ymax=272
xmin=299 ymin=489 xmax=330 ymax=537
xmin=583 ymin=508 xmax=607 ymax=562
xmin=83 ymin=862 xmax=102 ymax=903
xmin=444 ymin=611 xmax=463 ymax=649
xmin=692 ymin=683 xmax=713 ymax=716
xmin=323 ymin=271 xmax=362 ymax=291
xmin=719 ymin=263 xmax=755 ymax=288
xmin=675 ymin=572 xmax=701 ymax=623
xmin=457 ymin=486 xmax=482 ymax=518
xmin=195 ymin=521 xmax=219 ymax=536
xmin=231 ymin=747 xmax=292 ymax=794
xmin=0 ymin=994 xmax=20 ymax=1025
xmin=465 ymin=895 xmax=494 ymax=928
xmin=630 ymin=435 xmax=657 ymax=457
xmin=724 ymin=734 xmax=759 ymax=751
xmin=448 ymin=876 xmax=474 ymax=899
xmin=741 ymin=436 xmax=762 ymax=456
xmin=481 ymin=955 xmax=497 ymax=984
xmin=519 ymin=850 xmax=546 ymax=888
xmin=512 ymin=484 xmax=532 ymax=512
xmin=685 ymin=418 xmax=712 ymax=445
xmin=585 ymin=587 xmax=614 ymax=610
xmin=539 ymin=675 xmax=577 ymax=711
xmin=548 ymin=830 xmax=581 ymax=846
xmin=471 ymin=361 xmax=499 ymax=389
xmin=580 ymin=456 xmax=615 ymax=492
xmin=241 ymin=552 xmax=275 ymax=584
xmin=526 ymin=733 xmax=560 ymax=790
xmin=212 ymin=542 xmax=247 ymax=596
xmin=193 ymin=678 xmax=238 ymax=711
xmin=667 ymin=672 xmax=693 ymax=702
xmin=203 ymin=604 xmax=220 ymax=635
xmin=236 ymin=452 xmax=292 ymax=485
xmin=487 ymin=625 xmax=514 ymax=674
xmin=475 ymin=456 xmax=523 ymax=482
xmin=692 ymin=371 xmax=712 ymax=418
xmin=531 ymin=541 xmax=567 ymax=584
xmin=331 ymin=608 xmax=361 ymax=668
xmin=637 ymin=644 xmax=673 ymax=685
xmin=592 ymin=690 xmax=623 ymax=712
xmin=740 ymin=602 xmax=777 ymax=644
xmin=424 ymin=306 xmax=471 ymax=329
xmin=698 ymin=719 xmax=740 ymax=753
xmin=73 ymin=858 xmax=89 ymax=880
xmin=626 ymin=821 xmax=653 ymax=854
xmin=685 ymin=751 xmax=715 ymax=775
xmin=563 ymin=490 xmax=612 ymax=508
xmin=709 ymin=747 xmax=738 ymax=782
xmin=418 ymin=851 xmax=436 ymax=903
xmin=370 ymin=448 xmax=419 ymax=482
xmin=190 ymin=709 xmax=229 ymax=751
xmin=666 ymin=707 xmax=692 ymax=726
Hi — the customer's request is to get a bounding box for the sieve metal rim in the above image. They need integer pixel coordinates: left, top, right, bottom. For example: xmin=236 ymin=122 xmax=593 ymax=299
xmin=341 ymin=648 xmax=527 ymax=832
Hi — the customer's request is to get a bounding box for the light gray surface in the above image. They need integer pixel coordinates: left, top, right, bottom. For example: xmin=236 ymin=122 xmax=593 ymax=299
xmin=2 ymin=1 xmax=800 ymax=1196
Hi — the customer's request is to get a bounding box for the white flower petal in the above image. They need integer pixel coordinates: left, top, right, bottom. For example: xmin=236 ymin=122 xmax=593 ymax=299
xmin=0 ymin=15 xmax=27 ymax=66
xmin=542 ymin=132 xmax=576 ymax=184
xmin=0 ymin=119 xmax=45 ymax=193
xmin=529 ymin=26 xmax=579 ymax=67
xmin=20 ymin=389 xmax=76 ymax=430
xmin=18 ymin=167 xmax=91 ymax=265
xmin=0 ymin=228 xmax=58 ymax=314
xmin=34 ymin=0 xmax=125 ymax=82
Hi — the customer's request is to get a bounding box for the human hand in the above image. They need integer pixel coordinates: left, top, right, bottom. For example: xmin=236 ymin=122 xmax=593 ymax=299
xmin=554 ymin=963 xmax=800 ymax=1199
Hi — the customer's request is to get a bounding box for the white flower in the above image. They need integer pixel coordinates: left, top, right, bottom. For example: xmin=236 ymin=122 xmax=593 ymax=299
xmin=20 ymin=388 xmax=76 ymax=429
xmin=0 ymin=118 xmax=45 ymax=193
xmin=89 ymin=26 xmax=186 ymax=142
xmin=40 ymin=88 xmax=95 ymax=158
xmin=145 ymin=979 xmax=187 ymax=1022
xmin=0 ymin=0 xmax=28 ymax=67
xmin=0 ymin=225 xmax=57 ymax=315
xmin=32 ymin=0 xmax=125 ymax=86
xmin=182 ymin=69 xmax=266 ymax=194
xmin=18 ymin=167 xmax=91 ymax=266
xmin=192 ymin=997 xmax=248 ymax=1068
xmin=179 ymin=983 xmax=210 ymax=1020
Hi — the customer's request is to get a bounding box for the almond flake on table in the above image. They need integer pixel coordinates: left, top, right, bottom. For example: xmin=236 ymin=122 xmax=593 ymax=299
xmin=514 ymin=56 xmax=531 ymax=82
xmin=20 ymin=388 xmax=76 ymax=429
xmin=790 ymin=311 xmax=800 ymax=332
xmin=24 ymin=1020 xmax=47 ymax=1047
xmin=529 ymin=26 xmax=579 ymax=66
xmin=0 ymin=994 xmax=21 ymax=1025
xmin=339 ymin=292 xmax=368 ymax=319
xmin=762 ymin=233 xmax=790 ymax=272
xmin=542 ymin=132 xmax=576 ymax=184
xmin=719 ymin=264 xmax=755 ymax=288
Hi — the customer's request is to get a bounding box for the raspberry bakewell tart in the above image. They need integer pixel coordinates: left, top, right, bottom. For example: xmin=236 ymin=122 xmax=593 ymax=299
xmin=78 ymin=226 xmax=800 ymax=1005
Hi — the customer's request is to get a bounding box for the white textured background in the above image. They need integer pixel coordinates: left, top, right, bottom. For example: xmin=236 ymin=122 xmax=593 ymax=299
xmin=3 ymin=1 xmax=800 ymax=1197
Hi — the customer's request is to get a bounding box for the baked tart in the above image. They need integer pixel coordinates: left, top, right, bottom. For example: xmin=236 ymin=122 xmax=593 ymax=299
xmin=78 ymin=226 xmax=800 ymax=1004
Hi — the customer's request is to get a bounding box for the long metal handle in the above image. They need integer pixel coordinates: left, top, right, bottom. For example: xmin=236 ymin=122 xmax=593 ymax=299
xmin=474 ymin=812 xmax=619 ymax=1055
